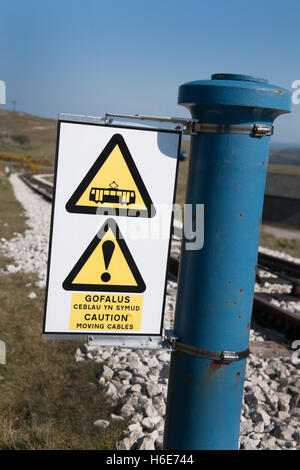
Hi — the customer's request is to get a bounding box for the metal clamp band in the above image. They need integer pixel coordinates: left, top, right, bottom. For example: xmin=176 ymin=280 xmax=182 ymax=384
xmin=66 ymin=113 xmax=274 ymax=137
xmin=193 ymin=122 xmax=273 ymax=137
xmin=61 ymin=113 xmax=274 ymax=138
xmin=165 ymin=330 xmax=250 ymax=364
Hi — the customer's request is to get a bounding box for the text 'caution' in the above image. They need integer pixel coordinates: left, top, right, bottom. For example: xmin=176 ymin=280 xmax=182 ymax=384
xmin=69 ymin=293 xmax=143 ymax=331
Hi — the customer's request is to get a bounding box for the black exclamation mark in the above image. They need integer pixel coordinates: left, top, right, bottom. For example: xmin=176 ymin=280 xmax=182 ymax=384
xmin=101 ymin=240 xmax=115 ymax=282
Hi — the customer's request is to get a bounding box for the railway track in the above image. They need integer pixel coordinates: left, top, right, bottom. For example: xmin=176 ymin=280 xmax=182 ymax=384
xmin=168 ymin=254 xmax=300 ymax=343
xmin=257 ymin=252 xmax=300 ymax=297
xmin=19 ymin=172 xmax=53 ymax=201
xmin=20 ymin=172 xmax=300 ymax=344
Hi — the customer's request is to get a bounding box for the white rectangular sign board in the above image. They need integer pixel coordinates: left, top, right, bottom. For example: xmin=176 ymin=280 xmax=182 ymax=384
xmin=43 ymin=117 xmax=180 ymax=346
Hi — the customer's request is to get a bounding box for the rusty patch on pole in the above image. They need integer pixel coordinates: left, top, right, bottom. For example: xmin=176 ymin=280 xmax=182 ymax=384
xmin=210 ymin=360 xmax=222 ymax=370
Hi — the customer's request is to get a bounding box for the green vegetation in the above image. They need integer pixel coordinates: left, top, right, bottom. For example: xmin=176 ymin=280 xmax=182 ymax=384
xmin=259 ymin=229 xmax=300 ymax=259
xmin=175 ymin=157 xmax=189 ymax=208
xmin=0 ymin=142 xmax=55 ymax=160
xmin=268 ymin=164 xmax=300 ymax=176
xmin=0 ymin=170 xmax=27 ymax=240
xmin=0 ymin=153 xmax=52 ymax=173
xmin=269 ymin=147 xmax=300 ymax=166
xmin=0 ymin=169 xmax=126 ymax=449
xmin=0 ymin=110 xmax=56 ymax=161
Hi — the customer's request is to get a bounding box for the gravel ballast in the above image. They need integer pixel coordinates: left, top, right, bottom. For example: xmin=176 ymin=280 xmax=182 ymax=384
xmin=0 ymin=174 xmax=51 ymax=288
xmin=1 ymin=174 xmax=299 ymax=450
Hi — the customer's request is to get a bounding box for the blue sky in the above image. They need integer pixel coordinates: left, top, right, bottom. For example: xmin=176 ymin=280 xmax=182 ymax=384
xmin=1 ymin=0 xmax=300 ymax=143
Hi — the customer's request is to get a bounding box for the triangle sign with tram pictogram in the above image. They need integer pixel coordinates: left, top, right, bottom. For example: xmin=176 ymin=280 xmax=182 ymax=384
xmin=62 ymin=218 xmax=146 ymax=293
xmin=65 ymin=133 xmax=155 ymax=218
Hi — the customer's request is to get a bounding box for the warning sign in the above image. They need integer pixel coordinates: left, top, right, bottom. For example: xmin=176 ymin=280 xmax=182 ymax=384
xmin=63 ymin=218 xmax=146 ymax=293
xmin=43 ymin=118 xmax=180 ymax=340
xmin=66 ymin=133 xmax=155 ymax=218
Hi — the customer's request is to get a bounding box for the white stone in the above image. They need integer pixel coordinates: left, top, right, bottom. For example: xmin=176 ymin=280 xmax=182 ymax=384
xmin=120 ymin=404 xmax=135 ymax=418
xmin=116 ymin=437 xmax=131 ymax=450
xmin=137 ymin=433 xmax=157 ymax=450
xmin=99 ymin=365 xmax=114 ymax=380
xmin=144 ymin=404 xmax=159 ymax=418
xmin=277 ymin=393 xmax=291 ymax=412
xmin=128 ymin=423 xmax=142 ymax=433
xmin=146 ymin=382 xmax=162 ymax=398
xmin=94 ymin=419 xmax=109 ymax=429
xmin=141 ymin=416 xmax=162 ymax=432
xmin=110 ymin=414 xmax=124 ymax=422
xmin=118 ymin=370 xmax=132 ymax=380
xmin=129 ymin=384 xmax=142 ymax=394
xmin=28 ymin=291 xmax=37 ymax=299
xmin=102 ymin=382 xmax=118 ymax=400
xmin=240 ymin=420 xmax=253 ymax=435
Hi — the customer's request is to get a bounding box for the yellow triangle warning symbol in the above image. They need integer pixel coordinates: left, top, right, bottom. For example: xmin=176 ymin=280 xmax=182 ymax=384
xmin=63 ymin=218 xmax=146 ymax=293
xmin=65 ymin=133 xmax=155 ymax=218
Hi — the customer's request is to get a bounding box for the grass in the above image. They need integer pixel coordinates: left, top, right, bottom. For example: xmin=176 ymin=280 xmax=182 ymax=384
xmin=0 ymin=169 xmax=126 ymax=449
xmin=175 ymin=157 xmax=189 ymax=208
xmin=0 ymin=171 xmax=27 ymax=240
xmin=268 ymin=164 xmax=300 ymax=176
xmin=259 ymin=230 xmax=300 ymax=259
xmin=0 ymin=142 xmax=55 ymax=159
xmin=0 ymin=110 xmax=56 ymax=161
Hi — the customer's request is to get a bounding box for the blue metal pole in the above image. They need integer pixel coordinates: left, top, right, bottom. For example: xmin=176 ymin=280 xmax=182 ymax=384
xmin=163 ymin=74 xmax=291 ymax=450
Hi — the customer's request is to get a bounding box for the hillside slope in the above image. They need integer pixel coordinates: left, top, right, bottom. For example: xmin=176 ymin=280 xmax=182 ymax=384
xmin=0 ymin=110 xmax=56 ymax=160
xmin=1 ymin=109 xmax=299 ymax=167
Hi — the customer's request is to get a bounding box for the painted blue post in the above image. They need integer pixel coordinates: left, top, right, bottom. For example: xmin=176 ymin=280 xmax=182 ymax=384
xmin=163 ymin=74 xmax=291 ymax=450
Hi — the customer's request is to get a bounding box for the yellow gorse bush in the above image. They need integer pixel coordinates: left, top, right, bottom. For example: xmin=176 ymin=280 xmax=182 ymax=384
xmin=0 ymin=153 xmax=50 ymax=172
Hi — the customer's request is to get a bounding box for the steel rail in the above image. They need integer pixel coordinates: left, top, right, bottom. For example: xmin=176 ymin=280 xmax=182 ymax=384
xmin=167 ymin=254 xmax=300 ymax=342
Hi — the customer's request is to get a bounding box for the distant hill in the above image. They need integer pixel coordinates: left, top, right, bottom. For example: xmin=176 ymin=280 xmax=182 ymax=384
xmin=269 ymin=147 xmax=300 ymax=166
xmin=270 ymin=142 xmax=300 ymax=150
xmin=183 ymin=138 xmax=300 ymax=167
xmin=0 ymin=109 xmax=56 ymax=160
xmin=0 ymin=109 xmax=300 ymax=167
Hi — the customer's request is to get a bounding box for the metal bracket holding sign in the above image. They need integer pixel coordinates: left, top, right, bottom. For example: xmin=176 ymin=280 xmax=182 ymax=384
xmin=104 ymin=112 xmax=199 ymax=135
xmin=59 ymin=112 xmax=274 ymax=137
xmin=87 ymin=334 xmax=170 ymax=350
xmin=103 ymin=113 xmax=274 ymax=137
xmin=43 ymin=113 xmax=181 ymax=349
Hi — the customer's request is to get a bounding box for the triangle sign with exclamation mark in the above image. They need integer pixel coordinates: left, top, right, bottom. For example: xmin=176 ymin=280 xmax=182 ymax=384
xmin=62 ymin=218 xmax=146 ymax=293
